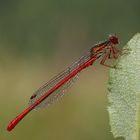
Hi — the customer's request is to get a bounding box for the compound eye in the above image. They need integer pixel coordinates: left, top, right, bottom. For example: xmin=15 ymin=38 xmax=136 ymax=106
xmin=109 ymin=35 xmax=119 ymax=45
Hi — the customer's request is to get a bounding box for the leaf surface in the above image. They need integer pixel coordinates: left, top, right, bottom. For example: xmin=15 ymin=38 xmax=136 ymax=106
xmin=108 ymin=33 xmax=140 ymax=140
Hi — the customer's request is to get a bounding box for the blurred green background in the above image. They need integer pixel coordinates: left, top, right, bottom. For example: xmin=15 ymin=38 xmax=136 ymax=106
xmin=0 ymin=0 xmax=139 ymax=140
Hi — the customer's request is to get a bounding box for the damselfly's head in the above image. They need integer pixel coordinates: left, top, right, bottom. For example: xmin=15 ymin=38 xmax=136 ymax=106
xmin=108 ymin=34 xmax=119 ymax=45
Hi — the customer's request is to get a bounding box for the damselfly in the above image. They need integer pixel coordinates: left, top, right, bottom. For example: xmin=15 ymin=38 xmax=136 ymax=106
xmin=7 ymin=34 xmax=119 ymax=131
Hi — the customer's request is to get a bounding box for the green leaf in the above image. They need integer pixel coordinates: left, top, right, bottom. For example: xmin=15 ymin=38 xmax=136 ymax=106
xmin=108 ymin=33 xmax=140 ymax=140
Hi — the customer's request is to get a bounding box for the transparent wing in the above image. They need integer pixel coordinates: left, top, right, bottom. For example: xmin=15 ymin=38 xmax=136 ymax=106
xmin=29 ymin=51 xmax=91 ymax=109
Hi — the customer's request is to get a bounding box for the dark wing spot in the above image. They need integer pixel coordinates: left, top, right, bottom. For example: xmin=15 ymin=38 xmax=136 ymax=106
xmin=30 ymin=94 xmax=37 ymax=99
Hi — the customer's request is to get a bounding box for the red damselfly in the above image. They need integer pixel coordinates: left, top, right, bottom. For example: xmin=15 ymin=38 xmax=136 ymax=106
xmin=7 ymin=34 xmax=119 ymax=131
